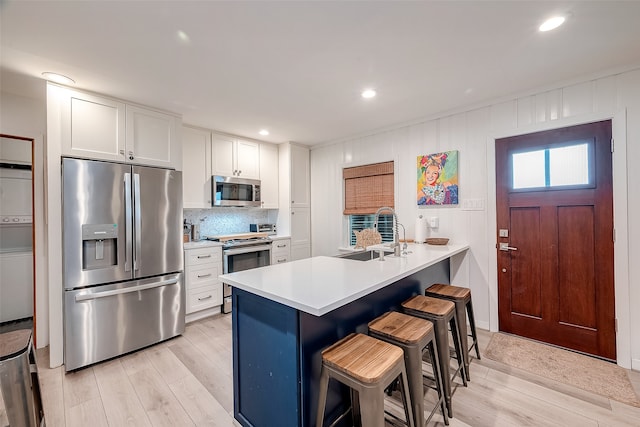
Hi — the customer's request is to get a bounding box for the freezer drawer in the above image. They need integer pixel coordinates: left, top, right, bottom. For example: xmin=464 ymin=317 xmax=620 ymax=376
xmin=64 ymin=273 xmax=184 ymax=371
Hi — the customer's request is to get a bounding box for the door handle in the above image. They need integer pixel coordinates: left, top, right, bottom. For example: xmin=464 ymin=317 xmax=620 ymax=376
xmin=499 ymin=242 xmax=518 ymax=251
xmin=75 ymin=278 xmax=179 ymax=302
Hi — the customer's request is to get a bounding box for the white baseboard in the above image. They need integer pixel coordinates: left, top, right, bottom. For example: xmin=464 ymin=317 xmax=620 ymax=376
xmin=185 ymin=306 xmax=222 ymax=324
xmin=632 ymin=358 xmax=640 ymax=372
xmin=475 ymin=320 xmax=490 ymax=331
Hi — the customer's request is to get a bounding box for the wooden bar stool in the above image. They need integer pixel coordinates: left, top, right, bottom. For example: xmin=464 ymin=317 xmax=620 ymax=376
xmin=425 ymin=284 xmax=481 ymax=382
xmin=401 ymin=296 xmax=467 ymax=418
xmin=368 ymin=311 xmax=448 ymax=426
xmin=316 ymin=333 xmax=415 ymax=427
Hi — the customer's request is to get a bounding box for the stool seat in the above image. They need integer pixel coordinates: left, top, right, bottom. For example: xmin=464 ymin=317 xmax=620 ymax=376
xmin=0 ymin=329 xmax=31 ymax=361
xmin=322 ymin=333 xmax=404 ymax=383
xmin=403 ymin=295 xmax=455 ymax=316
xmin=368 ymin=311 xmax=434 ymax=344
xmin=425 ymin=284 xmax=470 ymax=300
xmin=317 ymin=333 xmax=414 ymax=427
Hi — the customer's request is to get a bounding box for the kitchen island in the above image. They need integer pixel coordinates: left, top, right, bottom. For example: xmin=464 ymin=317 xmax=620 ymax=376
xmin=220 ymin=242 xmax=469 ymax=427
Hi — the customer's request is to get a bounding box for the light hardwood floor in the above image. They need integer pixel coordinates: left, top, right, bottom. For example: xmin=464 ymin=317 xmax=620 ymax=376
xmin=3 ymin=314 xmax=639 ymax=427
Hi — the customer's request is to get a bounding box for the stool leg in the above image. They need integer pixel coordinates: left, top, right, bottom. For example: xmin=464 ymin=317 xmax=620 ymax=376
xmin=316 ymin=367 xmax=330 ymax=427
xmin=432 ymin=319 xmax=453 ymax=418
xmin=427 ymin=340 xmax=449 ymax=425
xmin=404 ymin=346 xmax=424 ymax=427
xmin=466 ymin=299 xmax=481 ymax=360
xmin=454 ymin=302 xmax=471 ymax=381
xmin=359 ymin=385 xmax=386 ymax=427
xmin=449 ymin=315 xmax=468 ymax=387
xmin=398 ymin=366 xmax=416 ymax=427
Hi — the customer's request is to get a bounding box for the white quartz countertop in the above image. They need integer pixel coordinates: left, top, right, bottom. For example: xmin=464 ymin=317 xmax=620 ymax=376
xmin=219 ymin=242 xmax=469 ymax=316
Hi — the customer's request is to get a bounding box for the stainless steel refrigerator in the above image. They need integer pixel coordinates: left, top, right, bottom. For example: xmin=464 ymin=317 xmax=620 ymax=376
xmin=62 ymin=157 xmax=184 ymax=371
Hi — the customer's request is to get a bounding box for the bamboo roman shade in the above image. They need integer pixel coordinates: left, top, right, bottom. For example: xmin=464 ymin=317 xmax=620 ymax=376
xmin=343 ymin=161 xmax=394 ymax=214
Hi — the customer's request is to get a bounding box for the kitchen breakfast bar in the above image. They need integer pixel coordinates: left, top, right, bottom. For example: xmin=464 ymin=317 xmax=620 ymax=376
xmin=220 ymin=243 xmax=469 ymax=427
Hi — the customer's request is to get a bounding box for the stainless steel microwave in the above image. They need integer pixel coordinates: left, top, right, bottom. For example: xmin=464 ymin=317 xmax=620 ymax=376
xmin=212 ymin=175 xmax=261 ymax=207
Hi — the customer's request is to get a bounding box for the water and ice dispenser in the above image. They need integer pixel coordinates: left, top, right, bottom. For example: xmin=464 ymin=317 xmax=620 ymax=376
xmin=81 ymin=224 xmax=118 ymax=270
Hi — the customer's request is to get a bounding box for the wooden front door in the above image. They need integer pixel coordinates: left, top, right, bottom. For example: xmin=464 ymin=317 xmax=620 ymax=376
xmin=496 ymin=121 xmax=615 ymax=360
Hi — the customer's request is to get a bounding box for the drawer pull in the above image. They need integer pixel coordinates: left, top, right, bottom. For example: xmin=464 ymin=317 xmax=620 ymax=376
xmin=197 ymin=273 xmax=212 ymax=278
xmin=198 ymin=295 xmax=213 ymax=301
xmin=277 ymin=244 xmax=287 ymax=248
xmin=277 ymin=258 xmax=287 ymax=263
xmin=197 ymin=255 xmax=212 ymax=259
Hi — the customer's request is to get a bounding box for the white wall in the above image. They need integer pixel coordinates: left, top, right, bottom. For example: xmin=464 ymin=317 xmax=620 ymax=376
xmin=310 ymin=68 xmax=640 ymax=370
xmin=0 ymin=88 xmax=49 ymax=348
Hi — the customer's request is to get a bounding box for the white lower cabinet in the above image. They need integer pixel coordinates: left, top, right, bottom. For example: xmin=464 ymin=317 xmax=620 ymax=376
xmin=271 ymin=238 xmax=291 ymax=264
xmin=184 ymin=246 xmax=222 ymax=315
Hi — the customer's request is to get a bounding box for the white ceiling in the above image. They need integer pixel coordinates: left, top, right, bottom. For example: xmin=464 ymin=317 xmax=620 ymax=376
xmin=2 ymin=1 xmax=640 ymax=145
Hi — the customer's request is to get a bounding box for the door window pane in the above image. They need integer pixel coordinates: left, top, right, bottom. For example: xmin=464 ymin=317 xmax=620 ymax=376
xmin=549 ymin=144 xmax=589 ymax=186
xmin=512 ymin=142 xmax=590 ymax=190
xmin=513 ymin=150 xmax=545 ymax=189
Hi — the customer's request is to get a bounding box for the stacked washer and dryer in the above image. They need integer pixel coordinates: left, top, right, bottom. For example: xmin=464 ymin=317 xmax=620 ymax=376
xmin=0 ymin=136 xmax=33 ymax=325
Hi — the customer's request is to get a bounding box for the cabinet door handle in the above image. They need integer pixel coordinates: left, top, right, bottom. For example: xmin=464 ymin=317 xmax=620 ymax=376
xmin=197 ymin=295 xmax=213 ymax=301
xmin=197 ymin=255 xmax=212 ymax=259
xmin=197 ymin=273 xmax=212 ymax=278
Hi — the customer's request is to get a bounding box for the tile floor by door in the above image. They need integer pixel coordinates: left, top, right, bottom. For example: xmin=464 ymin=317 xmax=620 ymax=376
xmin=4 ymin=314 xmax=639 ymax=427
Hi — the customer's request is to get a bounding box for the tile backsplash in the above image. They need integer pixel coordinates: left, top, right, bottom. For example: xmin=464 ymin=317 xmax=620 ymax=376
xmin=184 ymin=208 xmax=278 ymax=238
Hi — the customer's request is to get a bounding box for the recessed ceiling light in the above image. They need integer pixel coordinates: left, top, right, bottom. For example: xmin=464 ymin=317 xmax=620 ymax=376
xmin=176 ymin=30 xmax=190 ymax=44
xmin=539 ymin=16 xmax=565 ymax=32
xmin=361 ymin=89 xmax=376 ymax=99
xmin=41 ymin=72 xmax=75 ymax=85
xmin=259 ymin=129 xmax=269 ymax=136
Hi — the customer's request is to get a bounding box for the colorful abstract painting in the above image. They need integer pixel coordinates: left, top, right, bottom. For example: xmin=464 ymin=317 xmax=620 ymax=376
xmin=417 ymin=151 xmax=459 ymax=205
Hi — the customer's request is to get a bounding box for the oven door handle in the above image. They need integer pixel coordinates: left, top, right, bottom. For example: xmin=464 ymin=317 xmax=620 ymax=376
xmin=223 ymin=244 xmax=272 ymax=256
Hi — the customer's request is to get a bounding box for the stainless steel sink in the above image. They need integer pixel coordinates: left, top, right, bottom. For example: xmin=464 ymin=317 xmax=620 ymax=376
xmin=335 ymin=250 xmax=383 ymax=261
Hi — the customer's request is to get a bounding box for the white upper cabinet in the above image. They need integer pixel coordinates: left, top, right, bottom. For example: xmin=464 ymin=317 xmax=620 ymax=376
xmin=211 ymin=134 xmax=235 ymax=177
xmin=259 ymin=143 xmax=279 ymax=209
xmin=61 ymin=90 xmax=125 ymax=162
xmin=182 ymin=126 xmax=212 ymax=208
xmin=60 ymin=87 xmax=181 ymax=169
xmin=290 ymin=143 xmax=310 ymax=208
xmin=236 ymin=140 xmax=260 ymax=179
xmin=125 ymin=105 xmax=181 ymax=169
xmin=211 ymin=133 xmax=259 ymax=179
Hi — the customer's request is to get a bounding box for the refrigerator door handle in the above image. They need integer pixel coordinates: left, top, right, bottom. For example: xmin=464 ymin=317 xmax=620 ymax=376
xmin=74 ymin=278 xmax=179 ymax=302
xmin=124 ymin=172 xmax=133 ymax=272
xmin=133 ymin=173 xmax=142 ymax=272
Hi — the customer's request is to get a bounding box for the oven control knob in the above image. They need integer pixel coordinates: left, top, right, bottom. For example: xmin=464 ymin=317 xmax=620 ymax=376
xmin=13 ymin=217 xmax=20 ymax=222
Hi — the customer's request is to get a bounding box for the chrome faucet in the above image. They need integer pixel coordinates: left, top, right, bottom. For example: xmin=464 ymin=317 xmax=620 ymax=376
xmin=373 ymin=206 xmax=403 ymax=257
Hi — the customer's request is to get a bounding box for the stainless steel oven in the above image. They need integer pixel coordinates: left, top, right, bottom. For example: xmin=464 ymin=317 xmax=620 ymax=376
xmin=221 ymin=240 xmax=271 ymax=313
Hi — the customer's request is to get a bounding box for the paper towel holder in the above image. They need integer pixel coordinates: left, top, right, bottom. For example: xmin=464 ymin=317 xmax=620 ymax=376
xmin=415 ymin=215 xmax=428 ymax=244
